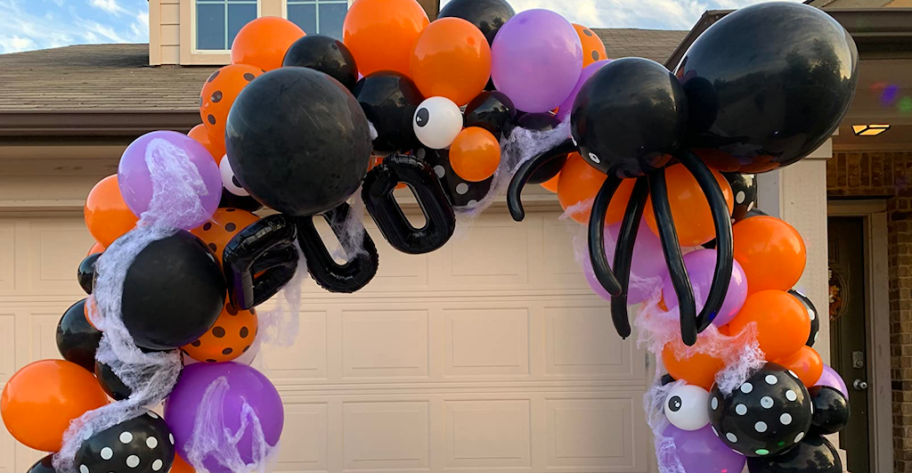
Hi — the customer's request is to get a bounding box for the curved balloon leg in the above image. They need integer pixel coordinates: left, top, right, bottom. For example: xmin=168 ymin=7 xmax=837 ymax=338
xmin=296 ymin=202 xmax=380 ymax=293
xmin=223 ymin=214 xmax=299 ymax=310
xmin=506 ymin=139 xmax=577 ymax=221
xmin=678 ymin=150 xmax=734 ymax=331
xmin=587 ymin=174 xmax=623 ymax=299
xmin=609 ymin=177 xmax=650 ymax=339
xmin=648 ymin=169 xmax=698 ymax=346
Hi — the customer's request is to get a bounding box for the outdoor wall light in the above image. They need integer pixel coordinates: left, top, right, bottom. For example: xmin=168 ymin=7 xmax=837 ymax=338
xmin=852 ymin=124 xmax=891 ymax=136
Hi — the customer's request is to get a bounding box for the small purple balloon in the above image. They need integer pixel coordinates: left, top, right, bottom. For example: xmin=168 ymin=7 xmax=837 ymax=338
xmin=583 ymin=222 xmax=666 ymax=305
xmin=556 ymin=59 xmax=610 ymax=121
xmin=164 ymin=363 xmax=284 ymax=473
xmin=662 ymin=425 xmax=746 ymax=473
xmin=491 ymin=9 xmax=582 ymax=113
xmin=815 ymin=364 xmax=849 ymax=399
xmin=662 ymin=249 xmax=748 ymax=327
xmin=118 ymin=130 xmax=221 ymax=229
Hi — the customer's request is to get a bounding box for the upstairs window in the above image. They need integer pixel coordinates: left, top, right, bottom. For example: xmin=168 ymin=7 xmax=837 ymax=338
xmin=286 ymin=0 xmax=350 ymax=39
xmin=196 ymin=0 xmax=259 ymax=51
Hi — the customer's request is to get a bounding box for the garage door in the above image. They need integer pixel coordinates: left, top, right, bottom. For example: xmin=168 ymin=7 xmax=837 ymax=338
xmin=0 ymin=210 xmax=652 ymax=473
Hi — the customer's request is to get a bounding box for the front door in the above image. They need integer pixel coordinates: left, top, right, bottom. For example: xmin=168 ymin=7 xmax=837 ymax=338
xmin=828 ymin=216 xmax=870 ymax=473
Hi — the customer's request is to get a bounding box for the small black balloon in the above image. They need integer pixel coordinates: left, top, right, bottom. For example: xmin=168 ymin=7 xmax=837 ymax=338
xmin=723 ymin=173 xmax=757 ymax=223
xmin=660 ymin=373 xmax=677 ymax=386
xmin=464 ymin=91 xmax=516 ymax=138
xmin=121 ymin=231 xmax=225 ymax=350
xmin=219 ymin=187 xmax=264 ymax=212
xmin=746 ymin=435 xmax=842 ymax=473
xmin=226 ymin=67 xmax=372 ymax=216
xmin=789 ymin=289 xmax=820 ymax=347
xmin=95 ymin=361 xmax=132 ymax=401
xmin=283 ymin=35 xmax=359 ymax=90
xmin=352 ymin=72 xmax=425 ymax=155
xmin=78 ymin=253 xmax=101 ymax=294
xmin=438 ymin=0 xmax=515 ymax=45
xmin=808 ymin=386 xmax=849 ymax=435
xmin=418 ymin=147 xmax=492 ymax=209
xmin=571 ymin=57 xmax=687 ymax=178
xmin=677 ymin=2 xmax=858 ymax=173
xmin=515 ymin=113 xmax=567 ymax=183
xmin=75 ymin=410 xmax=175 ymax=473
xmin=56 ymin=298 xmax=102 ymax=372
xmin=28 ymin=455 xmax=57 ymax=473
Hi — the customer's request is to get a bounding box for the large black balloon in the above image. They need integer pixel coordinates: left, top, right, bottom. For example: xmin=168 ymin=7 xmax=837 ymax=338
xmin=438 ymin=0 xmax=515 ymax=46
xmin=78 ymin=253 xmax=100 ymax=294
xmin=747 ymin=435 xmax=842 ymax=473
xmin=516 ymin=113 xmax=567 ymax=184
xmin=418 ymin=147 xmax=492 ymax=209
xmin=464 ymin=91 xmax=515 ymax=138
xmin=76 ymin=410 xmax=175 ymax=473
xmin=571 ymin=57 xmax=687 ymax=178
xmin=677 ymin=2 xmax=858 ymax=173
xmin=121 ymin=231 xmax=225 ymax=350
xmin=709 ymin=363 xmax=812 ymax=457
xmin=353 ymin=72 xmax=425 ymax=155
xmin=808 ymin=386 xmax=849 ymax=435
xmin=789 ymin=289 xmax=820 ymax=347
xmin=56 ymin=298 xmax=102 ymax=372
xmin=226 ymin=67 xmax=372 ymax=216
xmin=283 ymin=35 xmax=358 ymax=90
xmin=723 ymin=173 xmax=757 ymax=223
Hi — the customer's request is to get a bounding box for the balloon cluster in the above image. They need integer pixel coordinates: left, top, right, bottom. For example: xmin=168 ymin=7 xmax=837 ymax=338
xmin=2 ymin=1 xmax=859 ymax=473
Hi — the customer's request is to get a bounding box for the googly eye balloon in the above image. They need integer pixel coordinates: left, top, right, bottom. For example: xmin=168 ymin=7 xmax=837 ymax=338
xmin=219 ymin=156 xmax=249 ymax=197
xmin=413 ymin=96 xmax=463 ymax=150
xmin=665 ymin=384 xmax=711 ymax=431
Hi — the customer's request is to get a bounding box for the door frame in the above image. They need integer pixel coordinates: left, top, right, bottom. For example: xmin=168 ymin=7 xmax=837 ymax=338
xmin=827 ymin=199 xmax=892 ymax=473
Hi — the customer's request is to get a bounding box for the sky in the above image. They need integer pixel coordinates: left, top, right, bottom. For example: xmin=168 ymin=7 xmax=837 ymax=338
xmin=0 ymin=0 xmax=796 ymax=54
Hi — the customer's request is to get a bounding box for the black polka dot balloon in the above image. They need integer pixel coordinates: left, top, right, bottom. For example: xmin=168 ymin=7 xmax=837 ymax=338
xmin=722 ymin=172 xmax=757 ymax=223
xmin=418 ymin=147 xmax=492 ymax=209
xmin=75 ymin=410 xmax=175 ymax=473
xmin=709 ymin=363 xmax=812 ymax=458
xmin=788 ymin=289 xmax=819 ymax=347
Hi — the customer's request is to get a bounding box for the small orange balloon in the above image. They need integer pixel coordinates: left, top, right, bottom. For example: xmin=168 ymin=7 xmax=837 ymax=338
xmin=728 ymin=290 xmax=811 ymax=362
xmin=1 ymin=360 xmax=108 ymax=452
xmin=344 ymin=0 xmax=429 ymax=77
xmin=189 ymin=124 xmax=226 ymax=164
xmin=200 ymin=65 xmax=264 ymax=154
xmin=231 ymin=17 xmax=305 ymax=71
xmin=449 ymin=127 xmax=501 ymax=182
xmin=170 ymin=454 xmax=196 ymax=473
xmin=541 ymin=172 xmax=560 ymax=193
xmin=87 ymin=242 xmax=105 ymax=256
xmin=733 ymin=215 xmax=807 ymax=293
xmin=183 ymin=302 xmax=258 ymax=363
xmin=410 ymin=17 xmax=491 ymax=106
xmin=662 ymin=339 xmax=725 ymax=391
xmin=85 ymin=175 xmax=139 ymax=248
xmin=776 ymin=346 xmax=823 ymax=388
xmin=573 ymin=24 xmax=608 ymax=68
xmin=644 ymin=164 xmax=734 ymax=246
xmin=192 ymin=208 xmax=260 ymax=264
xmin=557 ymin=153 xmax=633 ymax=224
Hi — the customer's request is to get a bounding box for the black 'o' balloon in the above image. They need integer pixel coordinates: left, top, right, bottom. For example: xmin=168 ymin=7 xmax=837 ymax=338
xmin=677 ymin=2 xmax=858 ymax=173
xmin=353 ymin=72 xmax=425 ymax=154
xmin=226 ymin=67 xmax=372 ymax=216
xmin=78 ymin=253 xmax=100 ymax=294
xmin=283 ymin=35 xmax=359 ymax=90
xmin=438 ymin=0 xmax=515 ymax=46
xmin=746 ymin=435 xmax=842 ymax=473
xmin=464 ymin=91 xmax=516 ymax=139
xmin=76 ymin=410 xmax=175 ymax=473
xmin=571 ymin=57 xmax=687 ymax=178
xmin=121 ymin=231 xmax=225 ymax=350
xmin=808 ymin=386 xmax=850 ymax=435
xmin=56 ymin=298 xmax=102 ymax=372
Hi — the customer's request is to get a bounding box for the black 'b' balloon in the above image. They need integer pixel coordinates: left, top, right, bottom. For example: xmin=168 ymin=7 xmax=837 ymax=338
xmin=438 ymin=0 xmax=515 ymax=46
xmin=56 ymin=298 xmax=102 ymax=372
xmin=353 ymin=72 xmax=425 ymax=155
xmin=282 ymin=35 xmax=359 ymax=90
xmin=677 ymin=2 xmax=858 ymax=173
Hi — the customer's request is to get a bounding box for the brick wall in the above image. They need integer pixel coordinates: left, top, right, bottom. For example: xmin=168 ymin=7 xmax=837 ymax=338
xmin=826 ymin=151 xmax=912 ymax=472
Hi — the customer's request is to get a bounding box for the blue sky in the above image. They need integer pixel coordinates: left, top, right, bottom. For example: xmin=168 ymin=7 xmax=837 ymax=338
xmin=0 ymin=0 xmax=793 ymax=54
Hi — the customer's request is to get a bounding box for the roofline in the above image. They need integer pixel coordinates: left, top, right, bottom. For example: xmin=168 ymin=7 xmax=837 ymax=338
xmin=0 ymin=110 xmax=200 ymax=139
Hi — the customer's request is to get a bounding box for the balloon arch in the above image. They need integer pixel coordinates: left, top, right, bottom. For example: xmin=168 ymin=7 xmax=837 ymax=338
xmin=2 ymin=1 xmax=857 ymax=473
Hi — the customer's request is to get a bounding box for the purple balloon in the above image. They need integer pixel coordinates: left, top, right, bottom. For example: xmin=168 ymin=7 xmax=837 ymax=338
xmin=164 ymin=363 xmax=284 ymax=473
xmin=815 ymin=364 xmax=849 ymax=399
xmin=583 ymin=222 xmax=666 ymax=305
xmin=662 ymin=425 xmax=746 ymax=473
xmin=556 ymin=60 xmax=610 ymax=121
xmin=491 ymin=9 xmax=582 ymax=113
xmin=662 ymin=249 xmax=748 ymax=327
xmin=118 ymin=130 xmax=221 ymax=229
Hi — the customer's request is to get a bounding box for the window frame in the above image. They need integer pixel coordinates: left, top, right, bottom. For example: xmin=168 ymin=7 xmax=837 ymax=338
xmin=281 ymin=0 xmax=353 ymax=37
xmin=180 ymin=0 xmax=265 ymax=65
xmin=194 ymin=0 xmax=261 ymax=53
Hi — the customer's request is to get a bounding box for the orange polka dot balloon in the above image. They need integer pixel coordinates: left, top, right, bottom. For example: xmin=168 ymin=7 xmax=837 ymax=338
xmin=200 ymin=65 xmax=264 ymax=155
xmin=573 ymin=24 xmax=608 ymax=68
xmin=191 ymin=208 xmax=260 ymax=263
xmin=182 ymin=302 xmax=258 ymax=363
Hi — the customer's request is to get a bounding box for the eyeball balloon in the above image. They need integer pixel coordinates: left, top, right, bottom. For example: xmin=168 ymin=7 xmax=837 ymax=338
xmin=220 ymin=157 xmax=249 ymax=196
xmin=414 ymin=96 xmax=463 ymax=149
xmin=665 ymin=384 xmax=711 ymax=431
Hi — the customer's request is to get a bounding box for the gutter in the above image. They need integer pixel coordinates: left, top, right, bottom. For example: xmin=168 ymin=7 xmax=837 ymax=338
xmin=0 ymin=110 xmax=200 ymax=140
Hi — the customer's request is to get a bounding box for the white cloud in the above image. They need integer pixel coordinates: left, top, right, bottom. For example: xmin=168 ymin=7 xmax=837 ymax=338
xmin=0 ymin=34 xmax=34 ymax=53
xmin=89 ymin=0 xmax=128 ymax=16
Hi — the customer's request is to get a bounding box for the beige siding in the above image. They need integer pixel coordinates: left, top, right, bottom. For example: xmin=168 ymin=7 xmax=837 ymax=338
xmin=150 ymin=0 xmax=181 ymax=65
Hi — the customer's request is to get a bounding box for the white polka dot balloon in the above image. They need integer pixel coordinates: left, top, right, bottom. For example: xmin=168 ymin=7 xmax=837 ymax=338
xmin=664 ymin=384 xmax=711 ymax=431
xmin=75 ymin=410 xmax=175 ymax=473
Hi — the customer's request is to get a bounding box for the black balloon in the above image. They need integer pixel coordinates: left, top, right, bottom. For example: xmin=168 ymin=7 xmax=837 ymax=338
xmin=571 ymin=57 xmax=687 ymax=178
xmin=709 ymin=363 xmax=812 ymax=457
xmin=723 ymin=173 xmax=757 ymax=222
xmin=677 ymin=2 xmax=858 ymax=173
xmin=516 ymin=113 xmax=568 ymax=183
xmin=789 ymin=289 xmax=820 ymax=347
xmin=353 ymin=72 xmax=425 ymax=154
xmin=283 ymin=35 xmax=358 ymax=90
xmin=95 ymin=361 xmax=132 ymax=401
xmin=418 ymin=147 xmax=492 ymax=209
xmin=438 ymin=0 xmax=515 ymax=45
xmin=747 ymin=435 xmax=842 ymax=473
xmin=660 ymin=373 xmax=677 ymax=386
xmin=226 ymin=67 xmax=372 ymax=216
xmin=78 ymin=253 xmax=100 ymax=294
xmin=56 ymin=298 xmax=102 ymax=372
xmin=76 ymin=410 xmax=175 ymax=473
xmin=219 ymin=188 xmax=263 ymax=212
xmin=808 ymin=386 xmax=849 ymax=435
xmin=121 ymin=231 xmax=225 ymax=350
xmin=464 ymin=91 xmax=515 ymax=138
xmin=28 ymin=455 xmax=57 ymax=473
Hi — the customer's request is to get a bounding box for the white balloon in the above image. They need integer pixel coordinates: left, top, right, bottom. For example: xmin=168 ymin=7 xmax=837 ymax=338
xmin=220 ymin=157 xmax=249 ymax=196
xmin=414 ymin=96 xmax=463 ymax=150
xmin=665 ymin=384 xmax=711 ymax=431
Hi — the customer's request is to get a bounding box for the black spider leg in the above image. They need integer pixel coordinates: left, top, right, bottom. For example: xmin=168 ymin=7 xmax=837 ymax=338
xmin=587 ymin=174 xmax=623 ymax=299
xmin=507 ymin=139 xmax=577 ymax=222
xmin=608 ymin=177 xmax=650 ymax=339
xmin=648 ymin=169 xmax=698 ymax=346
xmin=678 ymin=150 xmax=734 ymax=332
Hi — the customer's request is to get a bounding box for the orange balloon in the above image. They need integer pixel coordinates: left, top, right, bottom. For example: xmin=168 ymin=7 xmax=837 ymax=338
xmin=776 ymin=346 xmax=823 ymax=388
xmin=557 ymin=153 xmax=633 ymax=224
xmin=87 ymin=242 xmax=105 ymax=256
xmin=449 ymin=127 xmax=500 ymax=182
xmin=230 ymin=17 xmax=305 ymax=71
xmin=409 ymin=17 xmax=491 ymax=106
xmin=662 ymin=339 xmax=725 ymax=391
xmin=189 ymin=124 xmax=226 ymax=164
xmin=344 ymin=0 xmax=429 ymax=77
xmin=1 ymin=360 xmax=108 ymax=452
xmin=84 ymin=175 xmax=139 ymax=247
xmin=200 ymin=65 xmax=264 ymax=154
xmin=183 ymin=302 xmax=258 ymax=363
xmin=541 ymin=172 xmax=560 ymax=193
xmin=644 ymin=164 xmax=734 ymax=246
xmin=85 ymin=296 xmax=99 ymax=330
xmin=573 ymin=24 xmax=608 ymax=68
xmin=733 ymin=215 xmax=807 ymax=293
xmin=192 ymin=208 xmax=261 ymax=263
xmin=729 ymin=290 xmax=811 ymax=361
xmin=170 ymin=454 xmax=196 ymax=473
